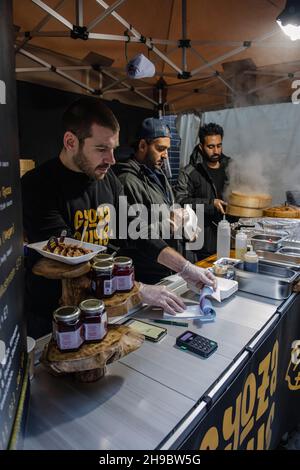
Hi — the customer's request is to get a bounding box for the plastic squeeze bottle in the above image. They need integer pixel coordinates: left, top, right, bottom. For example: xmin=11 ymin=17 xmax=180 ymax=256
xmin=244 ymin=246 xmax=259 ymax=272
xmin=217 ymin=217 xmax=231 ymax=260
xmin=235 ymin=231 xmax=248 ymax=260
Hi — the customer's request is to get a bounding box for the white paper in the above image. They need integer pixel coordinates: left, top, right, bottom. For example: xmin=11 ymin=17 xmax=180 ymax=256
xmin=164 ymin=304 xmax=203 ymax=319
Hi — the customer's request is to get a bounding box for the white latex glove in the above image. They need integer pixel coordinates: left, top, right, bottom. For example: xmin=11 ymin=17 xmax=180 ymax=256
xmin=180 ymin=261 xmax=217 ymax=291
xmin=170 ymin=208 xmax=189 ymax=233
xmin=139 ymin=283 xmax=186 ymax=316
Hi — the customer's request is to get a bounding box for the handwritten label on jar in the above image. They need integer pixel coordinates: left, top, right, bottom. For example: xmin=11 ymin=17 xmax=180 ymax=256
xmin=56 ymin=328 xmax=83 ymax=351
xmin=116 ymin=273 xmax=134 ymax=291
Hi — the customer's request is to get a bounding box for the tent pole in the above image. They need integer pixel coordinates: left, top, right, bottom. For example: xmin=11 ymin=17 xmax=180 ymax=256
xmin=15 ymin=0 xmax=66 ymax=52
xmin=190 ymin=29 xmax=278 ymax=76
xmin=31 ymin=0 xmax=73 ymax=29
xmin=101 ymin=69 xmax=157 ymax=106
xmin=190 ymin=47 xmax=236 ymax=94
xmin=246 ymin=76 xmax=294 ymax=95
xmin=181 ymin=0 xmax=187 ymax=72
xmin=75 ymin=0 xmax=84 ymax=27
xmin=18 ymin=48 xmax=96 ymax=93
xmin=95 ymin=0 xmax=183 ymax=75
xmin=87 ymin=0 xmax=127 ymax=32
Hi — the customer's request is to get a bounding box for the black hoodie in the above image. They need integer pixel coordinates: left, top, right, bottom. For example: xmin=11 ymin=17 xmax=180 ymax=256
xmin=174 ymin=145 xmax=231 ymax=258
xmin=114 ymin=157 xmax=179 ymax=283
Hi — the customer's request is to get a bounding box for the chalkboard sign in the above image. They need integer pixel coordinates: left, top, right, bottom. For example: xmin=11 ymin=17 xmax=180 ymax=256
xmin=0 ymin=0 xmax=27 ymax=450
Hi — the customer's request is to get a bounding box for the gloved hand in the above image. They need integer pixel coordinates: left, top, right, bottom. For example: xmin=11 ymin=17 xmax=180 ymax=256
xmin=139 ymin=283 xmax=186 ymax=316
xmin=170 ymin=208 xmax=189 ymax=233
xmin=180 ymin=261 xmax=217 ymax=291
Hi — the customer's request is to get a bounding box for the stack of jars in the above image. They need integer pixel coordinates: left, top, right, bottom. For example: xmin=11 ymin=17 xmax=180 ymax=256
xmin=90 ymin=255 xmax=135 ymax=299
xmin=52 ymin=298 xmax=108 ymax=352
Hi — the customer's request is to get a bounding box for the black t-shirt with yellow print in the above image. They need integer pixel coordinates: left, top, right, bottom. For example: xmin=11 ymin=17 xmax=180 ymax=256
xmin=21 ymin=157 xmax=167 ymax=338
xmin=22 ymin=157 xmax=120 ymax=246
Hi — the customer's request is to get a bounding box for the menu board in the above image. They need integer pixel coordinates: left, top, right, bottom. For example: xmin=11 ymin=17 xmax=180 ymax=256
xmin=0 ymin=0 xmax=27 ymax=450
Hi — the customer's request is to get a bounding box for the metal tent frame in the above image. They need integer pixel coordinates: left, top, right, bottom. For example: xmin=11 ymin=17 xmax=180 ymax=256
xmin=14 ymin=0 xmax=300 ymax=114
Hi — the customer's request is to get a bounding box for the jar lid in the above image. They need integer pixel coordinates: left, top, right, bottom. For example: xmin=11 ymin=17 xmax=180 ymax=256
xmin=53 ymin=306 xmax=81 ymax=322
xmin=93 ymin=253 xmax=114 ymax=263
xmin=79 ymin=298 xmax=105 ymax=314
xmin=92 ymin=260 xmax=114 ymax=271
xmin=114 ymin=256 xmax=132 ymax=267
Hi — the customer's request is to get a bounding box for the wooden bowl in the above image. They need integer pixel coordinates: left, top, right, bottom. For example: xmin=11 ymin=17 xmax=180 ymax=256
xmin=263 ymin=205 xmax=300 ymax=218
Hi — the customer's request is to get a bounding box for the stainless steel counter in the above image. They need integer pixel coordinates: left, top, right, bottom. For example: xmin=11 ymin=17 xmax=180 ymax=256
xmin=24 ymin=280 xmax=281 ymax=450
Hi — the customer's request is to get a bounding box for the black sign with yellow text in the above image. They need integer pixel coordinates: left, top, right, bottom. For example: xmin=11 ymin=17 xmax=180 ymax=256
xmin=0 ymin=0 xmax=27 ymax=450
xmin=179 ymin=294 xmax=300 ymax=450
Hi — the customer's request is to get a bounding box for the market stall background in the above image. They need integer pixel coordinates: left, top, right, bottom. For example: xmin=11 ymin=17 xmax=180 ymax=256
xmin=1 ymin=0 xmax=300 ymax=450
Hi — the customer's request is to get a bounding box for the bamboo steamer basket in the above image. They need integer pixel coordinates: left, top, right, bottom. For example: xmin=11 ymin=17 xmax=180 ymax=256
xmin=226 ymin=204 xmax=263 ymax=218
xmin=228 ymin=191 xmax=272 ymax=209
xmin=263 ymin=204 xmax=300 ymax=218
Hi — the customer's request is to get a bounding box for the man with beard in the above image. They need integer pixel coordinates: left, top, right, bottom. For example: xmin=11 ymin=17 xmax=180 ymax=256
xmin=22 ymin=100 xmax=216 ymax=337
xmin=175 ymin=123 xmax=231 ymax=260
xmin=114 ymin=117 xmax=196 ymax=283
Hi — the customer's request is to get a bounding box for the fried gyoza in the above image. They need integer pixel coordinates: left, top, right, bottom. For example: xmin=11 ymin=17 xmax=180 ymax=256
xmin=43 ymin=241 xmax=92 ymax=257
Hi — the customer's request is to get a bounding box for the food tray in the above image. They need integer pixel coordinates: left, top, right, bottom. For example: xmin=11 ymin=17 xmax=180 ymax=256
xmin=250 ymin=234 xmax=286 ymax=252
xmin=235 ymin=260 xmax=299 ymax=300
xmin=27 ymin=237 xmax=105 ymax=265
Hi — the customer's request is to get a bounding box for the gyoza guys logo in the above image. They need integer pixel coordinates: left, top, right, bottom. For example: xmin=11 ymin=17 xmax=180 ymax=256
xmin=285 ymin=339 xmax=300 ymax=390
xmin=0 ymin=79 xmax=6 ymax=104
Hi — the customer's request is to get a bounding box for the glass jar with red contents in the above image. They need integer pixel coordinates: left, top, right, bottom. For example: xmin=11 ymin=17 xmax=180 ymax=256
xmin=79 ymin=298 xmax=107 ymax=343
xmin=113 ymin=256 xmax=135 ymax=292
xmin=53 ymin=306 xmax=84 ymax=352
xmin=90 ymin=260 xmax=115 ymax=299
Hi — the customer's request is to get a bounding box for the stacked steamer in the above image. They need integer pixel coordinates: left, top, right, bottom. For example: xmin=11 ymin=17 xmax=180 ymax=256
xmin=227 ymin=191 xmax=272 ymax=217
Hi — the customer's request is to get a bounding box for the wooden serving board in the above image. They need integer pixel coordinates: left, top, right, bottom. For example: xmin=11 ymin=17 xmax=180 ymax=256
xmin=104 ymin=282 xmax=142 ymax=317
xmin=41 ymin=324 xmax=144 ymax=382
xmin=32 ymin=258 xmax=142 ymax=316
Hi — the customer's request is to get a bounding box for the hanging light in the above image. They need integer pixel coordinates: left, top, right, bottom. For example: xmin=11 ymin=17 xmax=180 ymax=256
xmin=276 ymin=0 xmax=300 ymax=41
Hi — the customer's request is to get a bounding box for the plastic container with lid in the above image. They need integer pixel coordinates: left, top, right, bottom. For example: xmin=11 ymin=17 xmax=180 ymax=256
xmin=91 ymin=260 xmax=115 ymax=298
xmin=244 ymin=246 xmax=259 ymax=272
xmin=113 ymin=256 xmax=135 ymax=292
xmin=79 ymin=298 xmax=108 ymax=342
xmin=53 ymin=306 xmax=84 ymax=352
xmin=235 ymin=231 xmax=248 ymax=260
xmin=217 ymin=218 xmax=231 ymax=260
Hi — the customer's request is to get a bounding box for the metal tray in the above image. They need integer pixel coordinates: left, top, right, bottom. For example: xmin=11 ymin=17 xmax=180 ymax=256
xmin=277 ymin=246 xmax=300 ymax=258
xmin=250 ymin=234 xmax=285 ymax=252
xmin=256 ymin=250 xmax=300 ymax=270
xmin=235 ymin=260 xmax=299 ymax=299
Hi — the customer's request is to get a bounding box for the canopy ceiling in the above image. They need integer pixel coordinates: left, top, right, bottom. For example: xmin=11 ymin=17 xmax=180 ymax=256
xmin=13 ymin=0 xmax=300 ymax=113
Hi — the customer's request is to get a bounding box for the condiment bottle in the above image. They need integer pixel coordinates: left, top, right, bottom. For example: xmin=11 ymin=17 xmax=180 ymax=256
xmin=235 ymin=231 xmax=248 ymax=260
xmin=53 ymin=306 xmax=84 ymax=352
xmin=244 ymin=246 xmax=259 ymax=272
xmin=79 ymin=298 xmax=108 ymax=343
xmin=217 ymin=218 xmax=231 ymax=260
xmin=113 ymin=256 xmax=135 ymax=292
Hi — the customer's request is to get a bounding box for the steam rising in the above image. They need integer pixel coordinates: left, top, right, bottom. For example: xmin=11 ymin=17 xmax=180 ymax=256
xmin=218 ymin=105 xmax=300 ymax=205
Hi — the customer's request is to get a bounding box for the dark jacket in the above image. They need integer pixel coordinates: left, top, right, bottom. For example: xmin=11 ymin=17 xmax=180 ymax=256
xmin=114 ymin=157 xmax=178 ymax=283
xmin=174 ymin=146 xmax=231 ymax=258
